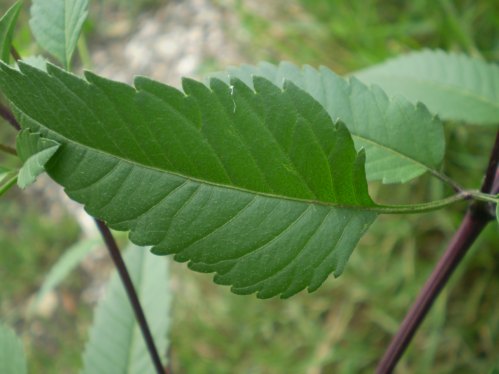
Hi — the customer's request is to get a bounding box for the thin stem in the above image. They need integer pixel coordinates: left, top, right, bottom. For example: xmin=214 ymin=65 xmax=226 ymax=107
xmin=429 ymin=168 xmax=465 ymax=193
xmin=469 ymin=191 xmax=499 ymax=204
xmin=373 ymin=192 xmax=469 ymax=214
xmin=481 ymin=130 xmax=499 ymax=194
xmin=376 ymin=205 xmax=491 ymax=374
xmin=0 ymin=143 xmax=17 ymax=156
xmin=0 ymin=101 xmax=20 ymax=130
xmin=0 ymin=174 xmax=17 ymax=197
xmin=95 ymin=219 xmax=165 ymax=374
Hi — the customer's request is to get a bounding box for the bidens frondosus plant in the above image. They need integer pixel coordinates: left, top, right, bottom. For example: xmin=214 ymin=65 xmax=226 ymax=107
xmin=0 ymin=1 xmax=497 ymax=373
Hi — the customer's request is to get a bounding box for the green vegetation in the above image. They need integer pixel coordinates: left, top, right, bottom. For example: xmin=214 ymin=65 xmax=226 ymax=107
xmin=0 ymin=1 xmax=497 ymax=373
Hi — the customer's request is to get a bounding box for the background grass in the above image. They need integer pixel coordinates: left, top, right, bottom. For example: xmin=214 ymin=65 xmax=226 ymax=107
xmin=0 ymin=0 xmax=498 ymax=373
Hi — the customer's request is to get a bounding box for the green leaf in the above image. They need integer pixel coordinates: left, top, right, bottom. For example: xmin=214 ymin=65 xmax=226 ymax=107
xmin=354 ymin=49 xmax=499 ymax=125
xmin=0 ymin=324 xmax=27 ymax=374
xmin=211 ymin=61 xmax=445 ymax=183
xmin=29 ymin=0 xmax=88 ymax=69
xmin=81 ymin=244 xmax=170 ymax=374
xmin=0 ymin=1 xmax=22 ymax=63
xmin=0 ymin=62 xmax=378 ymax=298
xmin=16 ymin=130 xmax=60 ymax=189
xmin=31 ymin=238 xmax=101 ymax=314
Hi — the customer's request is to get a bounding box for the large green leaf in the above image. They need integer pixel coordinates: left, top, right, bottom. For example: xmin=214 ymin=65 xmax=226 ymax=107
xmin=81 ymin=245 xmax=170 ymax=374
xmin=16 ymin=130 xmax=60 ymax=189
xmin=0 ymin=1 xmax=22 ymax=63
xmin=0 ymin=324 xmax=27 ymax=374
xmin=354 ymin=49 xmax=499 ymax=125
xmin=0 ymin=62 xmax=377 ymax=298
xmin=211 ymin=62 xmax=445 ymax=184
xmin=29 ymin=0 xmax=88 ymax=69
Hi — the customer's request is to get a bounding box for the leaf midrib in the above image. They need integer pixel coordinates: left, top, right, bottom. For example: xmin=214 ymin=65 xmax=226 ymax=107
xmin=35 ymin=115 xmax=380 ymax=212
xmin=350 ymin=132 xmax=437 ymax=173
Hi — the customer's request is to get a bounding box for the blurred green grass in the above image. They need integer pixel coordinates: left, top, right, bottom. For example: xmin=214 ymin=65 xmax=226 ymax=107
xmin=0 ymin=0 xmax=498 ymax=373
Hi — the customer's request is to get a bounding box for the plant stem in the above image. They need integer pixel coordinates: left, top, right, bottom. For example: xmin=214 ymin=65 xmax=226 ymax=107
xmin=376 ymin=204 xmax=491 ymax=374
xmin=0 ymin=174 xmax=17 ymax=197
xmin=0 ymin=101 xmax=20 ymax=130
xmin=0 ymin=143 xmax=17 ymax=156
xmin=481 ymin=130 xmax=499 ymax=194
xmin=95 ymin=219 xmax=165 ymax=374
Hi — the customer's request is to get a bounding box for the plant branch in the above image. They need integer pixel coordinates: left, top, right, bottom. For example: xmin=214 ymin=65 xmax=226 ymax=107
xmin=95 ymin=219 xmax=165 ymax=374
xmin=376 ymin=204 xmax=491 ymax=373
xmin=0 ymin=101 xmax=20 ymax=130
xmin=0 ymin=143 xmax=17 ymax=156
xmin=480 ymin=130 xmax=499 ymax=194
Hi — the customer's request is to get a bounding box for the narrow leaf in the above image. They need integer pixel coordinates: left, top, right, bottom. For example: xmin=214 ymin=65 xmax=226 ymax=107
xmin=29 ymin=0 xmax=88 ymax=69
xmin=0 ymin=1 xmax=22 ymax=63
xmin=31 ymin=238 xmax=101 ymax=313
xmin=354 ymin=49 xmax=499 ymax=125
xmin=0 ymin=324 xmax=27 ymax=374
xmin=0 ymin=62 xmax=378 ymax=298
xmin=16 ymin=130 xmax=60 ymax=189
xmin=81 ymin=244 xmax=170 ymax=374
xmin=212 ymin=61 xmax=445 ymax=183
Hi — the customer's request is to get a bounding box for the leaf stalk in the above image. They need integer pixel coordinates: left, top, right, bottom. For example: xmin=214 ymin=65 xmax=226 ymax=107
xmin=0 ymin=143 xmax=17 ymax=156
xmin=0 ymin=173 xmax=17 ymax=197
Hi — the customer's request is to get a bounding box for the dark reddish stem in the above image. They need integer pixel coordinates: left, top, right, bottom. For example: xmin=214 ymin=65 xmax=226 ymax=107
xmin=95 ymin=219 xmax=165 ymax=374
xmin=376 ymin=131 xmax=499 ymax=373
xmin=0 ymin=101 xmax=20 ymax=130
xmin=481 ymin=131 xmax=499 ymax=194
xmin=376 ymin=206 xmax=490 ymax=373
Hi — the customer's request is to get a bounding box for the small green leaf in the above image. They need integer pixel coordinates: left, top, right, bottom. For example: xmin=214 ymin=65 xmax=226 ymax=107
xmin=16 ymin=130 xmax=60 ymax=189
xmin=212 ymin=61 xmax=445 ymax=184
xmin=354 ymin=49 xmax=499 ymax=125
xmin=29 ymin=0 xmax=88 ymax=69
xmin=0 ymin=324 xmax=27 ymax=374
xmin=0 ymin=1 xmax=22 ymax=63
xmin=82 ymin=244 xmax=170 ymax=374
xmin=0 ymin=62 xmax=378 ymax=298
xmin=496 ymin=195 xmax=498 ymax=224
xmin=31 ymin=238 xmax=101 ymax=313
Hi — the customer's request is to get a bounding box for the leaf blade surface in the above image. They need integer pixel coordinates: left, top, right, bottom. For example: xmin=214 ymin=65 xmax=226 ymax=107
xmin=212 ymin=62 xmax=446 ymax=183
xmin=354 ymin=49 xmax=499 ymax=125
